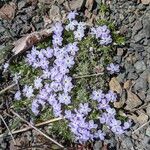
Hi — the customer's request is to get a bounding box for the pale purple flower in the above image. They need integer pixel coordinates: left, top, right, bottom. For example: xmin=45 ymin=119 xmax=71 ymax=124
xmin=111 ymin=126 xmax=124 ymax=135
xmin=58 ymin=65 xmax=69 ymax=75
xmin=52 ymin=22 xmax=63 ymax=35
xmin=64 ymin=55 xmax=75 ymax=68
xmin=14 ymin=91 xmax=21 ymax=100
xmin=78 ymin=103 xmax=91 ymax=115
xmin=67 ymin=11 xmax=78 ymax=21
xmin=66 ymin=42 xmax=79 ymax=56
xmin=50 ymin=66 xmax=59 ymax=79
xmin=38 ymin=98 xmax=46 ymax=107
xmin=94 ymin=130 xmax=105 ymax=140
xmin=62 ymin=75 xmax=73 ymax=92
xmin=91 ymin=90 xmax=105 ymax=102
xmin=106 ymin=107 xmax=116 ymax=115
xmin=107 ymin=63 xmax=120 ymax=74
xmin=98 ymin=99 xmax=109 ymax=110
xmin=64 ymin=110 xmax=73 ymax=119
xmin=77 ymin=22 xmax=86 ymax=30
xmin=123 ymin=121 xmax=131 ymax=130
xmin=74 ymin=29 xmax=85 ymax=41
xmin=52 ymin=102 xmax=62 ymax=117
xmin=50 ymin=81 xmax=63 ymax=92
xmin=44 ymin=47 xmax=53 ymax=58
xmin=26 ymin=53 xmax=37 ymax=66
xmin=58 ymin=93 xmax=71 ymax=105
xmin=47 ymin=93 xmax=57 ymax=105
xmin=3 ymin=62 xmax=9 ymax=72
xmin=31 ymin=100 xmax=39 ymax=115
xmin=37 ymin=88 xmax=48 ymax=100
xmin=88 ymin=120 xmax=98 ymax=129
xmin=39 ymin=58 xmax=49 ymax=70
xmin=34 ymin=77 xmax=43 ymax=89
xmin=37 ymin=50 xmax=45 ymax=59
xmin=65 ymin=20 xmax=78 ymax=31
xmin=100 ymin=36 xmax=112 ymax=45
xmin=42 ymin=69 xmax=51 ymax=79
xmin=23 ymin=85 xmax=34 ymax=98
xmin=105 ymin=90 xmax=117 ymax=102
xmin=52 ymin=34 xmax=63 ymax=46
xmin=44 ymin=83 xmax=52 ymax=93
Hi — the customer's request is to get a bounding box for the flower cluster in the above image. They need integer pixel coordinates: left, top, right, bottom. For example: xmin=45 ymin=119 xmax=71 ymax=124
xmin=24 ymin=22 xmax=79 ymax=116
xmin=13 ymin=11 xmax=130 ymax=143
xmin=91 ymin=25 xmax=112 ymax=45
xmin=65 ymin=90 xmax=131 ymax=143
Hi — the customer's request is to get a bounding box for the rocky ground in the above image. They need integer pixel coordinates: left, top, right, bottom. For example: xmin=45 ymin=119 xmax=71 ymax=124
xmin=0 ymin=0 xmax=150 ymax=150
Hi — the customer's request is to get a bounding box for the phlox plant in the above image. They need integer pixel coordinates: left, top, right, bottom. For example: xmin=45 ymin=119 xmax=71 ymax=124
xmin=10 ymin=11 xmax=131 ymax=144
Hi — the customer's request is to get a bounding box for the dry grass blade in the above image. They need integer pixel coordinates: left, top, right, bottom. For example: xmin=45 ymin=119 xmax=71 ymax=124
xmin=73 ymin=72 xmax=104 ymax=79
xmin=0 ymin=115 xmax=16 ymax=145
xmin=0 ymin=83 xmax=16 ymax=95
xmin=10 ymin=110 xmax=64 ymax=148
xmin=0 ymin=117 xmax=63 ymax=137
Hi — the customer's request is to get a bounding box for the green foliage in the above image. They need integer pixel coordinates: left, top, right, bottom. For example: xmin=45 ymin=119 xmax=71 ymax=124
xmin=49 ymin=120 xmax=73 ymax=141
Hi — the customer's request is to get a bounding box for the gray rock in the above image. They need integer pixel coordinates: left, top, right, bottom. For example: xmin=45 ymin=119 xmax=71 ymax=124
xmin=130 ymin=43 xmax=145 ymax=52
xmin=57 ymin=0 xmax=65 ymax=5
xmin=143 ymin=10 xmax=150 ymax=38
xmin=69 ymin=0 xmax=84 ymax=10
xmin=49 ymin=5 xmax=61 ymax=21
xmin=134 ymin=61 xmax=146 ymax=73
xmin=18 ymin=0 xmax=27 ymax=10
xmin=134 ymin=77 xmax=148 ymax=92
xmin=93 ymin=141 xmax=102 ymax=150
xmin=146 ymin=104 xmax=150 ymax=116
xmin=132 ymin=20 xmax=143 ymax=35
xmin=134 ymin=30 xmax=145 ymax=43
xmin=121 ymin=137 xmax=134 ymax=149
xmin=127 ymin=72 xmax=139 ymax=80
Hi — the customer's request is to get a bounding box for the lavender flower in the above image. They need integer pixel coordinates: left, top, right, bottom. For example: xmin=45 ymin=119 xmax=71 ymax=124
xmin=107 ymin=63 xmax=120 ymax=74
xmin=34 ymin=77 xmax=43 ymax=89
xmin=14 ymin=91 xmax=21 ymax=100
xmin=58 ymin=92 xmax=71 ymax=105
xmin=52 ymin=34 xmax=63 ymax=47
xmin=105 ymin=90 xmax=117 ymax=102
xmin=78 ymin=103 xmax=91 ymax=115
xmin=91 ymin=90 xmax=105 ymax=102
xmin=94 ymin=130 xmax=105 ymax=140
xmin=23 ymin=85 xmax=34 ymax=98
xmin=52 ymin=22 xmax=63 ymax=35
xmin=67 ymin=11 xmax=78 ymax=21
xmin=65 ymin=20 xmax=78 ymax=31
xmin=66 ymin=42 xmax=79 ymax=56
xmin=74 ymin=29 xmax=85 ymax=41
xmin=31 ymin=100 xmax=39 ymax=116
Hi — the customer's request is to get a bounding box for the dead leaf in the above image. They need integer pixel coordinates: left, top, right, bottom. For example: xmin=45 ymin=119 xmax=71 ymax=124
xmin=125 ymin=91 xmax=142 ymax=110
xmin=12 ymin=29 xmax=52 ymax=55
xmin=123 ymin=80 xmax=132 ymax=90
xmin=114 ymin=101 xmax=124 ymax=108
xmin=0 ymin=2 xmax=16 ymax=20
xmin=109 ymin=77 xmax=122 ymax=94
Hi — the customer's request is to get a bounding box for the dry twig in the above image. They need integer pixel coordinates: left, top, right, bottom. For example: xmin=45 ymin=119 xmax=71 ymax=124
xmin=0 ymin=83 xmax=16 ymax=95
xmin=0 ymin=117 xmax=63 ymax=137
xmin=0 ymin=115 xmax=16 ymax=145
xmin=10 ymin=110 xmax=64 ymax=148
xmin=132 ymin=119 xmax=150 ymax=134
